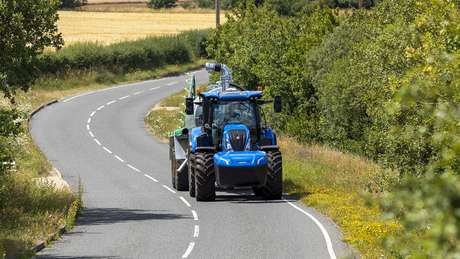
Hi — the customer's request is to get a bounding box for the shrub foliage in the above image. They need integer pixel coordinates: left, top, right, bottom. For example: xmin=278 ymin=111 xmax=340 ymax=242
xmin=37 ymin=30 xmax=209 ymax=77
xmin=208 ymin=0 xmax=460 ymax=256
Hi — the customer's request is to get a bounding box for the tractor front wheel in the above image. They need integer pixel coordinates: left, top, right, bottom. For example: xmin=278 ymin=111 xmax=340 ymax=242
xmin=260 ymin=150 xmax=283 ymax=200
xmin=195 ymin=152 xmax=216 ymax=201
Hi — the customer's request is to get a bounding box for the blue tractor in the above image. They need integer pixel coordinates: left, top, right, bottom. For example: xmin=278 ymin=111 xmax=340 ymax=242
xmin=169 ymin=63 xmax=283 ymax=201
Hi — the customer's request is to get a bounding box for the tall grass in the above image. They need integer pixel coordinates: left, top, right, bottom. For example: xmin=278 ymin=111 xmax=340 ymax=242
xmin=0 ymin=174 xmax=76 ymax=258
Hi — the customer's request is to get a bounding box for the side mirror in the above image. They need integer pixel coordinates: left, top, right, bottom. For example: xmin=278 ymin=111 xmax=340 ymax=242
xmin=274 ymin=96 xmax=282 ymax=113
xmin=185 ymin=97 xmax=194 ymax=115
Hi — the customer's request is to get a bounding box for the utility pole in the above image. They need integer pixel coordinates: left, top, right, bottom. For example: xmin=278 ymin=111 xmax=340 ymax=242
xmin=216 ymin=0 xmax=221 ymax=28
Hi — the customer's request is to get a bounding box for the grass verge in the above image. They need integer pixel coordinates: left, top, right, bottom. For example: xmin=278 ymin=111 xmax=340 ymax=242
xmin=0 ymin=60 xmax=203 ymax=258
xmin=144 ymin=90 xmax=400 ymax=258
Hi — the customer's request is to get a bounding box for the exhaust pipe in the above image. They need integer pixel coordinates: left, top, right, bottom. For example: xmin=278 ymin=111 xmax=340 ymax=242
xmin=205 ymin=63 xmax=232 ymax=91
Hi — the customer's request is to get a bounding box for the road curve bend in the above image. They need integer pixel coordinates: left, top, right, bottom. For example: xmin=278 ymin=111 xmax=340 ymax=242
xmin=31 ymin=70 xmax=352 ymax=259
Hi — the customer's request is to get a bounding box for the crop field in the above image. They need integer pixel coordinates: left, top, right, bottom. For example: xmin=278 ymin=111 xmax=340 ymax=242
xmin=58 ymin=11 xmax=221 ymax=44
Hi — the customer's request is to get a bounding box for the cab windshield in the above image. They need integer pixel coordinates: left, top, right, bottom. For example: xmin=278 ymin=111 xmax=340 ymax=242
xmin=212 ymin=101 xmax=257 ymax=129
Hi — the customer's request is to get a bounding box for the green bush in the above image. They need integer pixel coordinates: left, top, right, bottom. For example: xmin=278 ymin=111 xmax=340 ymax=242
xmin=148 ymin=0 xmax=176 ymax=9
xmin=60 ymin=0 xmax=86 ymax=8
xmin=208 ymin=0 xmax=460 ymax=256
xmin=37 ymin=30 xmax=209 ymax=76
xmin=194 ymin=0 xmax=214 ymax=8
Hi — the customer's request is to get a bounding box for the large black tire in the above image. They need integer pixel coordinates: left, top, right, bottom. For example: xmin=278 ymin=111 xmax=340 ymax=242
xmin=252 ymin=186 xmax=263 ymax=196
xmin=188 ymin=154 xmax=196 ymax=197
xmin=195 ymin=152 xmax=216 ymax=201
xmin=175 ymin=159 xmax=189 ymax=191
xmin=260 ymin=151 xmax=283 ymax=200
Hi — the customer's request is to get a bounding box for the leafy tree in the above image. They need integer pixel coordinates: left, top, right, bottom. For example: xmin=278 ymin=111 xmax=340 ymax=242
xmin=0 ymin=0 xmax=63 ymax=97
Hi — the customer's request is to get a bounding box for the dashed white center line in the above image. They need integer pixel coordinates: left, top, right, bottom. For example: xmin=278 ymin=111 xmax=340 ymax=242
xmin=166 ymin=81 xmax=178 ymax=86
xmin=102 ymin=146 xmax=113 ymax=154
xmin=114 ymin=155 xmax=124 ymax=162
xmin=181 ymin=242 xmax=195 ymax=259
xmin=191 ymin=210 xmax=198 ymax=221
xmin=85 ymin=87 xmax=203 ymax=259
xmin=127 ymin=164 xmax=141 ymax=173
xmin=193 ymin=225 xmax=199 ymax=238
xmin=162 ymin=184 xmax=176 ymax=194
xmin=179 ymin=196 xmax=191 ymax=207
xmin=144 ymin=174 xmax=159 ymax=182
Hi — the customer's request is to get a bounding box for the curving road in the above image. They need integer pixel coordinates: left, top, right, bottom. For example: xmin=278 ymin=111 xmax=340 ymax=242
xmin=31 ymin=70 xmax=351 ymax=259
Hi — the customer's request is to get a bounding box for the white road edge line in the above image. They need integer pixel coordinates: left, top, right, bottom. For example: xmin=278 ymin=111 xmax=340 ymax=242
xmin=107 ymin=100 xmax=116 ymax=105
xmin=102 ymin=147 xmax=113 ymax=154
xmin=179 ymin=196 xmax=191 ymax=207
xmin=162 ymin=184 xmax=176 ymax=194
xmin=86 ymin=124 xmax=90 ymax=130
xmin=119 ymin=95 xmax=130 ymax=100
xmin=94 ymin=139 xmax=101 ymax=146
xmin=144 ymin=174 xmax=159 ymax=182
xmin=193 ymin=225 xmax=199 ymax=238
xmin=89 ymin=131 xmax=94 ymax=138
xmin=191 ymin=210 xmax=198 ymax=221
xmin=149 ymin=87 xmax=160 ymax=91
xmin=133 ymin=90 xmax=144 ymax=95
xmin=87 ymin=118 xmax=91 ymax=124
xmin=284 ymin=199 xmax=337 ymax=259
xmin=127 ymin=164 xmax=141 ymax=173
xmin=114 ymin=155 xmax=124 ymax=163
xmin=181 ymin=242 xmax=195 ymax=259
xmin=90 ymin=111 xmax=96 ymax=117
xmin=97 ymin=105 xmax=105 ymax=111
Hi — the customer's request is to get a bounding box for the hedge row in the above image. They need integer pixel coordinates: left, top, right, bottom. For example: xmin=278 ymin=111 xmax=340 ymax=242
xmin=208 ymin=1 xmax=460 ymax=256
xmin=37 ymin=30 xmax=209 ymax=76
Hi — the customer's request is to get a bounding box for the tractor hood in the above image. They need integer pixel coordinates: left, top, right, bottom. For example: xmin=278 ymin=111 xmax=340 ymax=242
xmin=222 ymin=124 xmax=250 ymax=152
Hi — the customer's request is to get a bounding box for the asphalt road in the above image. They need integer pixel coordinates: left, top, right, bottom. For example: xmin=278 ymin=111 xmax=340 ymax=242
xmin=31 ymin=70 xmax=352 ymax=259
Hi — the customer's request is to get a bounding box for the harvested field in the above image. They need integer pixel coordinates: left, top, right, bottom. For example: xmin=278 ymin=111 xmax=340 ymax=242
xmin=58 ymin=11 xmax=221 ymax=44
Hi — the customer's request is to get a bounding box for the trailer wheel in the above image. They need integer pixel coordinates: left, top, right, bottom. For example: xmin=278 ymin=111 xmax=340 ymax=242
xmin=171 ymin=156 xmax=177 ymax=189
xmin=195 ymin=152 xmax=216 ymax=201
xmin=188 ymin=153 xmax=196 ymax=197
xmin=175 ymin=159 xmax=189 ymax=191
xmin=260 ymin=150 xmax=282 ymax=200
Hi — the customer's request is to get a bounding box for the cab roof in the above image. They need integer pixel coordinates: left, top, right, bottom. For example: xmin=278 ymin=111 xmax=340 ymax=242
xmin=201 ymin=88 xmax=263 ymax=101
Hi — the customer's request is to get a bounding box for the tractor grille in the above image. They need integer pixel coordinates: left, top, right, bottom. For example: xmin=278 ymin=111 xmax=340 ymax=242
xmin=228 ymin=130 xmax=247 ymax=151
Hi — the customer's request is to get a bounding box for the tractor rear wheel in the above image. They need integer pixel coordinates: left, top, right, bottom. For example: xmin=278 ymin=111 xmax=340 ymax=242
xmin=260 ymin=150 xmax=283 ymax=200
xmin=195 ymin=152 xmax=216 ymax=201
xmin=188 ymin=153 xmax=196 ymax=197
